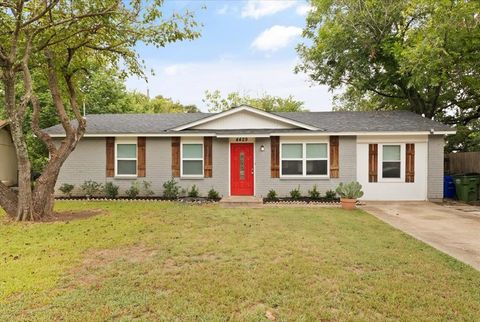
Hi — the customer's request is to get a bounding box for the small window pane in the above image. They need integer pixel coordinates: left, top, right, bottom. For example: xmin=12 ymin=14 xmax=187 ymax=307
xmin=183 ymin=160 xmax=203 ymax=175
xmin=383 ymin=161 xmax=401 ymax=178
xmin=183 ymin=144 xmax=202 ymax=158
xmin=307 ymin=160 xmax=328 ymax=175
xmin=117 ymin=160 xmax=136 ymax=175
xmin=117 ymin=144 xmax=136 ymax=158
xmin=306 ymin=143 xmax=327 ymax=158
xmin=282 ymin=160 xmax=303 ymax=175
xmin=282 ymin=144 xmax=302 ymax=158
xmin=383 ymin=145 xmax=400 ymax=161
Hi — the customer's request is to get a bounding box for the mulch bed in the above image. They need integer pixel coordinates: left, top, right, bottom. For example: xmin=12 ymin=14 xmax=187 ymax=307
xmin=263 ymin=197 xmax=340 ymax=204
xmin=55 ymin=196 xmax=220 ymax=203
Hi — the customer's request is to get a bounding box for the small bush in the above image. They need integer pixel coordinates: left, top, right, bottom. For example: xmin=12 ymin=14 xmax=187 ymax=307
xmin=163 ymin=178 xmax=180 ymax=199
xmin=188 ymin=185 xmax=199 ymax=198
xmin=308 ymin=185 xmax=321 ymax=199
xmin=59 ymin=183 xmax=74 ymax=197
xmin=125 ymin=181 xmax=140 ymax=198
xmin=207 ymin=188 xmax=220 ymax=200
xmin=142 ymin=181 xmax=155 ymax=197
xmin=266 ymin=189 xmax=278 ymax=201
xmin=104 ymin=182 xmax=119 ymax=199
xmin=289 ymin=186 xmax=301 ymax=199
xmin=325 ymin=189 xmax=337 ymax=200
xmin=81 ymin=180 xmax=103 ymax=197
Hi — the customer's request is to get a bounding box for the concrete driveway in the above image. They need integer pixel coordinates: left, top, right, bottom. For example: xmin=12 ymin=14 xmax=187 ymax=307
xmin=362 ymin=201 xmax=480 ymax=270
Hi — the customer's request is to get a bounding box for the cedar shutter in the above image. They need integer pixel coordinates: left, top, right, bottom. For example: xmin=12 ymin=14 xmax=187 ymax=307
xmin=171 ymin=137 xmax=180 ymax=177
xmin=106 ymin=137 xmax=115 ymax=177
xmin=330 ymin=136 xmax=339 ymax=178
xmin=137 ymin=137 xmax=146 ymax=177
xmin=204 ymin=137 xmax=212 ymax=178
xmin=405 ymin=143 xmax=415 ymax=183
xmin=271 ymin=136 xmax=280 ymax=178
xmin=368 ymin=144 xmax=378 ymax=182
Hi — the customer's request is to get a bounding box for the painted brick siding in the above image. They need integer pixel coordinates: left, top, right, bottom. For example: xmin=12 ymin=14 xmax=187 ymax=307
xmin=427 ymin=135 xmax=445 ymax=200
xmin=254 ymin=136 xmax=357 ymax=197
xmin=56 ymin=137 xmax=230 ymax=197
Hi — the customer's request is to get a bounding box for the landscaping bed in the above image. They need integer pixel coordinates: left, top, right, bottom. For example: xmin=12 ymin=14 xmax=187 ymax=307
xmin=263 ymin=197 xmax=340 ymax=204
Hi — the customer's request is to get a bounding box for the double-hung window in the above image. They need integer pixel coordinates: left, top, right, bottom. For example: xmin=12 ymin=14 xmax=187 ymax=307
xmin=281 ymin=142 xmax=328 ymax=177
xmin=116 ymin=141 xmax=137 ymax=176
xmin=381 ymin=144 xmax=402 ymax=179
xmin=181 ymin=143 xmax=203 ymax=177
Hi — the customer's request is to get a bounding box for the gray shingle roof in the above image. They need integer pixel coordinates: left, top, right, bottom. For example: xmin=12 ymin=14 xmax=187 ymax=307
xmin=43 ymin=110 xmax=453 ymax=135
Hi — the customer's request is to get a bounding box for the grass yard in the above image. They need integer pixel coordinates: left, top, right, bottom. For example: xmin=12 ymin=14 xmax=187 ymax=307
xmin=1 ymin=201 xmax=480 ymax=321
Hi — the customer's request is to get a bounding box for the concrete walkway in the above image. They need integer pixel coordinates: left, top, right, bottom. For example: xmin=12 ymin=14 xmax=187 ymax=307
xmin=362 ymin=201 xmax=480 ymax=270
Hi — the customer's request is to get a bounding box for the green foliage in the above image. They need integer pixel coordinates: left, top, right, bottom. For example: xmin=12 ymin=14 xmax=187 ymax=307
xmin=207 ymin=188 xmax=220 ymax=200
xmin=188 ymin=185 xmax=200 ymax=198
xmin=266 ymin=189 xmax=278 ymax=201
xmin=325 ymin=189 xmax=337 ymax=201
xmin=163 ymin=178 xmax=180 ymax=199
xmin=81 ymin=180 xmax=103 ymax=197
xmin=308 ymin=185 xmax=321 ymax=200
xmin=203 ymin=90 xmax=306 ymax=112
xmin=289 ymin=186 xmax=302 ymax=200
xmin=59 ymin=184 xmax=74 ymax=197
xmin=125 ymin=181 xmax=140 ymax=199
xmin=142 ymin=181 xmax=155 ymax=197
xmin=104 ymin=182 xmax=119 ymax=199
xmin=335 ymin=182 xmax=364 ymax=199
xmin=297 ymin=0 xmax=480 ymax=151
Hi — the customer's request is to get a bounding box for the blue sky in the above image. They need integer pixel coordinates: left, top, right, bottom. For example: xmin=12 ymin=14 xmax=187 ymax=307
xmin=126 ymin=0 xmax=333 ymax=112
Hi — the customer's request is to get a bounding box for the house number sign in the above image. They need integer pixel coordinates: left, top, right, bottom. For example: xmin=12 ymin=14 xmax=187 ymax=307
xmin=234 ymin=137 xmax=249 ymax=142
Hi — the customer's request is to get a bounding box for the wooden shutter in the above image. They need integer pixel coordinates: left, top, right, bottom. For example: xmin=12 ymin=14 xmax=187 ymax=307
xmin=271 ymin=136 xmax=280 ymax=178
xmin=137 ymin=137 xmax=146 ymax=177
xmin=204 ymin=137 xmax=212 ymax=178
xmin=171 ymin=137 xmax=180 ymax=177
xmin=330 ymin=136 xmax=339 ymax=178
xmin=405 ymin=143 xmax=415 ymax=183
xmin=106 ymin=137 xmax=115 ymax=177
xmin=368 ymin=144 xmax=378 ymax=182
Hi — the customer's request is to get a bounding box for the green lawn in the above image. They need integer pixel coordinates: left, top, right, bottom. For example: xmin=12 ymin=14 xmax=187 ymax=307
xmin=1 ymin=202 xmax=480 ymax=321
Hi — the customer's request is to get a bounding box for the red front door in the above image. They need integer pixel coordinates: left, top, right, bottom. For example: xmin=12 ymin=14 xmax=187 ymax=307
xmin=230 ymin=143 xmax=254 ymax=196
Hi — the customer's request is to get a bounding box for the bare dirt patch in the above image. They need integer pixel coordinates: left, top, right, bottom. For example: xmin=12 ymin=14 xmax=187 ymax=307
xmin=41 ymin=209 xmax=103 ymax=222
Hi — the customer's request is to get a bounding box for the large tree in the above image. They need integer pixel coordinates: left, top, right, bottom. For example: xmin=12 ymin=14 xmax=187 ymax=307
xmin=0 ymin=0 xmax=199 ymax=221
xmin=297 ymin=0 xmax=480 ymax=151
xmin=203 ymin=90 xmax=306 ymax=112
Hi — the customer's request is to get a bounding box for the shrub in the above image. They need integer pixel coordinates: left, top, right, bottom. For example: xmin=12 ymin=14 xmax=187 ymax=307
xmin=308 ymin=185 xmax=321 ymax=199
xmin=142 ymin=181 xmax=155 ymax=197
xmin=188 ymin=185 xmax=199 ymax=198
xmin=266 ymin=189 xmax=278 ymax=201
xmin=104 ymin=182 xmax=119 ymax=199
xmin=207 ymin=188 xmax=220 ymax=200
xmin=125 ymin=181 xmax=140 ymax=198
xmin=163 ymin=178 xmax=180 ymax=199
xmin=81 ymin=180 xmax=103 ymax=197
xmin=59 ymin=183 xmax=74 ymax=197
xmin=335 ymin=181 xmax=364 ymax=199
xmin=325 ymin=189 xmax=337 ymax=200
xmin=289 ymin=186 xmax=301 ymax=199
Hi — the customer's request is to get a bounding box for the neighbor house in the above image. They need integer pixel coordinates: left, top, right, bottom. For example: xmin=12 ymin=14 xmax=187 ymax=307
xmin=44 ymin=106 xmax=455 ymax=201
xmin=0 ymin=120 xmax=18 ymax=187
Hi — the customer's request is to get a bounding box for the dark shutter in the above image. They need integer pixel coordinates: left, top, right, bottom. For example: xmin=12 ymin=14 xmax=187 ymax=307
xmin=368 ymin=144 xmax=378 ymax=182
xmin=330 ymin=136 xmax=339 ymax=178
xmin=204 ymin=137 xmax=212 ymax=178
xmin=171 ymin=137 xmax=180 ymax=177
xmin=406 ymin=143 xmax=415 ymax=183
xmin=271 ymin=136 xmax=280 ymax=178
xmin=137 ymin=137 xmax=146 ymax=177
xmin=106 ymin=137 xmax=115 ymax=177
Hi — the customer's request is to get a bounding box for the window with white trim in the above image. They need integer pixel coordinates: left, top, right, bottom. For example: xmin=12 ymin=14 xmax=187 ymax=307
xmin=181 ymin=143 xmax=203 ymax=176
xmin=281 ymin=143 xmax=328 ymax=177
xmin=381 ymin=144 xmax=401 ymax=179
xmin=116 ymin=143 xmax=137 ymax=176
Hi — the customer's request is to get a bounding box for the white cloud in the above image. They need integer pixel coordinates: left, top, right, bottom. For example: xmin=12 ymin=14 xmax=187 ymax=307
xmin=126 ymin=59 xmax=333 ymax=112
xmin=295 ymin=3 xmax=313 ymax=16
xmin=241 ymin=0 xmax=297 ymax=19
xmin=251 ymin=25 xmax=302 ymax=52
xmin=163 ymin=64 xmax=187 ymax=76
xmin=216 ymin=4 xmax=229 ymax=15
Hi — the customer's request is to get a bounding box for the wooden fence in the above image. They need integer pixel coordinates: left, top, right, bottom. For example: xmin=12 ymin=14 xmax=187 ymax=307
xmin=445 ymin=152 xmax=480 ymax=175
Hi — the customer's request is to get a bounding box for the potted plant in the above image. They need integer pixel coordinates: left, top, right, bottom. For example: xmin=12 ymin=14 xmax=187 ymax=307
xmin=335 ymin=181 xmax=364 ymax=210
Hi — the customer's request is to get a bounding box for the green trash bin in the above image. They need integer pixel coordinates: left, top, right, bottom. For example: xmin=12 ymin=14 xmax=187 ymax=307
xmin=453 ymin=175 xmax=479 ymax=202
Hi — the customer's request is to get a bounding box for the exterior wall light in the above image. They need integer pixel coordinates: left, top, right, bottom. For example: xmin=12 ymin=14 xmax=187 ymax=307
xmin=260 ymin=145 xmax=265 ymax=152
